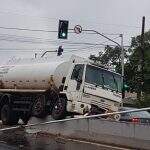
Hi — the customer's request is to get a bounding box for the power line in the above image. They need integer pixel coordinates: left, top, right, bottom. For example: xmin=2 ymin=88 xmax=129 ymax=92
xmin=0 ymin=39 xmax=130 ymax=49
xmin=0 ymin=33 xmax=120 ymax=44
xmin=0 ymin=33 xmax=121 ymax=50
xmin=0 ymin=26 xmax=72 ymax=34
xmin=0 ymin=33 xmax=59 ymax=44
xmin=0 ymin=33 xmax=53 ymax=41
xmin=0 ymin=37 xmax=130 ymax=47
xmin=0 ymin=33 xmax=110 ymax=45
xmin=0 ymin=32 xmax=130 ymax=48
xmin=0 ymin=46 xmax=102 ymax=52
xmin=0 ymin=26 xmax=58 ymax=33
xmin=0 ymin=26 xmax=121 ymax=36
xmin=0 ymin=10 xmax=141 ymax=29
xmin=0 ymin=38 xmax=118 ymax=46
xmin=0 ymin=44 xmax=105 ymax=53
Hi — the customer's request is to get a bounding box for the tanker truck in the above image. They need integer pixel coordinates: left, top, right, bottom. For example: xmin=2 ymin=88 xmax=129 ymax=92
xmin=0 ymin=55 xmax=122 ymax=125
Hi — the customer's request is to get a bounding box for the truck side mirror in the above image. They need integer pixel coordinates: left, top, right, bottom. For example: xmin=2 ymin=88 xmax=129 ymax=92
xmin=77 ymin=78 xmax=82 ymax=83
xmin=76 ymin=78 xmax=82 ymax=90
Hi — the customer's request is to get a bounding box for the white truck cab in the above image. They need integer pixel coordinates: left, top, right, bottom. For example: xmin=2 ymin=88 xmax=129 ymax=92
xmin=52 ymin=55 xmax=122 ymax=119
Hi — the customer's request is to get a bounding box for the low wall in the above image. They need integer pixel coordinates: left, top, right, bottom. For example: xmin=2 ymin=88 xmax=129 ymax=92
xmin=27 ymin=117 xmax=150 ymax=149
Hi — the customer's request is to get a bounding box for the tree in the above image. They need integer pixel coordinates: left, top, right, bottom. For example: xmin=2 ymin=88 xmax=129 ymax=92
xmin=89 ymin=45 xmax=128 ymax=73
xmin=89 ymin=30 xmax=150 ymax=107
xmin=126 ymin=31 xmax=150 ymax=106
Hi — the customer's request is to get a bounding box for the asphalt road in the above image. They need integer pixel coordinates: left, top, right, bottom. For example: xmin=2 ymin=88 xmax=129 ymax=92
xmin=0 ymin=127 xmax=131 ymax=150
xmin=0 ymin=117 xmax=135 ymax=150
xmin=0 ymin=138 xmax=131 ymax=150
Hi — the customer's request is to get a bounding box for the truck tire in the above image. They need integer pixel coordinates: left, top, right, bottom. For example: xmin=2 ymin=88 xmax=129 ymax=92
xmin=51 ymin=98 xmax=66 ymax=120
xmin=32 ymin=95 xmax=47 ymax=118
xmin=1 ymin=104 xmax=19 ymax=125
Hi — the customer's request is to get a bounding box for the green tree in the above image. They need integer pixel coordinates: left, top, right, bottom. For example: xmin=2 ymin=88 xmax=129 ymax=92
xmin=89 ymin=45 xmax=128 ymax=73
xmin=89 ymin=31 xmax=150 ymax=107
xmin=126 ymin=31 xmax=150 ymax=106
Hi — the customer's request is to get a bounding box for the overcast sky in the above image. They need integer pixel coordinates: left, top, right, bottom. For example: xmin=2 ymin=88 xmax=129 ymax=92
xmin=0 ymin=0 xmax=150 ymax=64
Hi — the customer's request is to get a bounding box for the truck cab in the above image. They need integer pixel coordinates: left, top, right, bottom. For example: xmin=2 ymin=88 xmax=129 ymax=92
xmin=52 ymin=56 xmax=122 ymax=119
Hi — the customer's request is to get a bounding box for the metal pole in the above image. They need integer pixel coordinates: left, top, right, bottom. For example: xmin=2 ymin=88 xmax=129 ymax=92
xmin=82 ymin=29 xmax=125 ymax=98
xmin=120 ymin=34 xmax=124 ymax=77
xmin=83 ymin=30 xmax=125 ymax=84
xmin=35 ymin=53 xmax=37 ymax=58
xmin=0 ymin=107 xmax=150 ymax=132
xmin=140 ymin=16 xmax=145 ymax=101
xmin=83 ymin=29 xmax=121 ymax=47
xmin=41 ymin=50 xmax=57 ymax=57
xmin=119 ymin=34 xmax=125 ymax=99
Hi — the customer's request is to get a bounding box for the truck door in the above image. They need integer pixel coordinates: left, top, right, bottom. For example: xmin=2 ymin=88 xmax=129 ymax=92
xmin=66 ymin=64 xmax=84 ymax=101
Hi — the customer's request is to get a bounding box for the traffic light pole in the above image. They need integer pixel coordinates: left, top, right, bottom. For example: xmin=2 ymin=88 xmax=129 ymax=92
xmin=82 ymin=29 xmax=124 ymax=76
xmin=80 ymin=29 xmax=125 ymax=98
xmin=83 ymin=29 xmax=121 ymax=48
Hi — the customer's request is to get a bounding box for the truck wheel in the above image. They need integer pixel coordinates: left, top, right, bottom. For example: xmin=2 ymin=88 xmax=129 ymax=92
xmin=11 ymin=113 xmax=19 ymax=125
xmin=1 ymin=104 xmax=19 ymax=125
xmin=32 ymin=95 xmax=47 ymax=118
xmin=51 ymin=98 xmax=66 ymax=120
xmin=113 ymin=114 xmax=121 ymax=121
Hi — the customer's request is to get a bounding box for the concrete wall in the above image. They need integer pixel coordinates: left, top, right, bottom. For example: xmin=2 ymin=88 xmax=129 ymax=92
xmin=27 ymin=117 xmax=150 ymax=149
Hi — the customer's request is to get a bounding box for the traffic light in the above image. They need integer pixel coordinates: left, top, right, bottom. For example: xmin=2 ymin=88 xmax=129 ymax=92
xmin=58 ymin=20 xmax=69 ymax=39
xmin=123 ymin=84 xmax=130 ymax=92
xmin=122 ymin=84 xmax=130 ymax=99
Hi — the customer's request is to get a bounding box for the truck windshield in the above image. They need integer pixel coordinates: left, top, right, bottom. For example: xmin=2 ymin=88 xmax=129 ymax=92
xmin=85 ymin=65 xmax=122 ymax=92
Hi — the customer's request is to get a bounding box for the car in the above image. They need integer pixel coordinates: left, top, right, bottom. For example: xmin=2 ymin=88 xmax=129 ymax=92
xmin=119 ymin=107 xmax=150 ymax=124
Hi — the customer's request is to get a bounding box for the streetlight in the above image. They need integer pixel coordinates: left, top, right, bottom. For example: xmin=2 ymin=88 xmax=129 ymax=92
xmin=81 ymin=29 xmax=125 ymax=98
xmin=82 ymin=29 xmax=124 ymax=76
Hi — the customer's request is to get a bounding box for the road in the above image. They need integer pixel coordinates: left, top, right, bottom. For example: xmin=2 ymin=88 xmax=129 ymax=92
xmin=0 ymin=142 xmax=132 ymax=150
xmin=0 ymin=137 xmax=131 ymax=150
xmin=0 ymin=127 xmax=131 ymax=150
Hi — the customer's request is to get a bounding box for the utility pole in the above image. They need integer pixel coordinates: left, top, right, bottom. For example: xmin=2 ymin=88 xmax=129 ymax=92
xmin=35 ymin=53 xmax=37 ymax=58
xmin=120 ymin=34 xmax=124 ymax=77
xmin=140 ymin=16 xmax=145 ymax=101
xmin=120 ymin=34 xmax=125 ymax=99
xmin=141 ymin=16 xmax=145 ymax=84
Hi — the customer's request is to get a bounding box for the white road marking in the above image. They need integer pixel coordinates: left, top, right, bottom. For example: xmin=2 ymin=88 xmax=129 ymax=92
xmin=64 ymin=138 xmax=131 ymax=150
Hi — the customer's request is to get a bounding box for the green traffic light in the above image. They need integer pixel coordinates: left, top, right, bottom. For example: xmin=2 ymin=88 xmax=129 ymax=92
xmin=62 ymin=33 xmax=66 ymax=37
xmin=58 ymin=20 xmax=69 ymax=39
xmin=123 ymin=84 xmax=129 ymax=91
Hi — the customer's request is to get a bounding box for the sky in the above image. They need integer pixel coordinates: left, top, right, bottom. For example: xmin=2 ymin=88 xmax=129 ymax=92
xmin=0 ymin=0 xmax=150 ymax=64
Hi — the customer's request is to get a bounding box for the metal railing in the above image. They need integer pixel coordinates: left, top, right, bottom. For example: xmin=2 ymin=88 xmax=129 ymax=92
xmin=0 ymin=107 xmax=150 ymax=132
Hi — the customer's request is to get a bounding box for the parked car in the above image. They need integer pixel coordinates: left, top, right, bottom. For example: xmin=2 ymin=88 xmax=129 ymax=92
xmin=119 ymin=107 xmax=150 ymax=124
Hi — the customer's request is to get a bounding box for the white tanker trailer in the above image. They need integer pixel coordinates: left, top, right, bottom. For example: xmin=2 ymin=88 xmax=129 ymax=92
xmin=0 ymin=55 xmax=123 ymax=125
